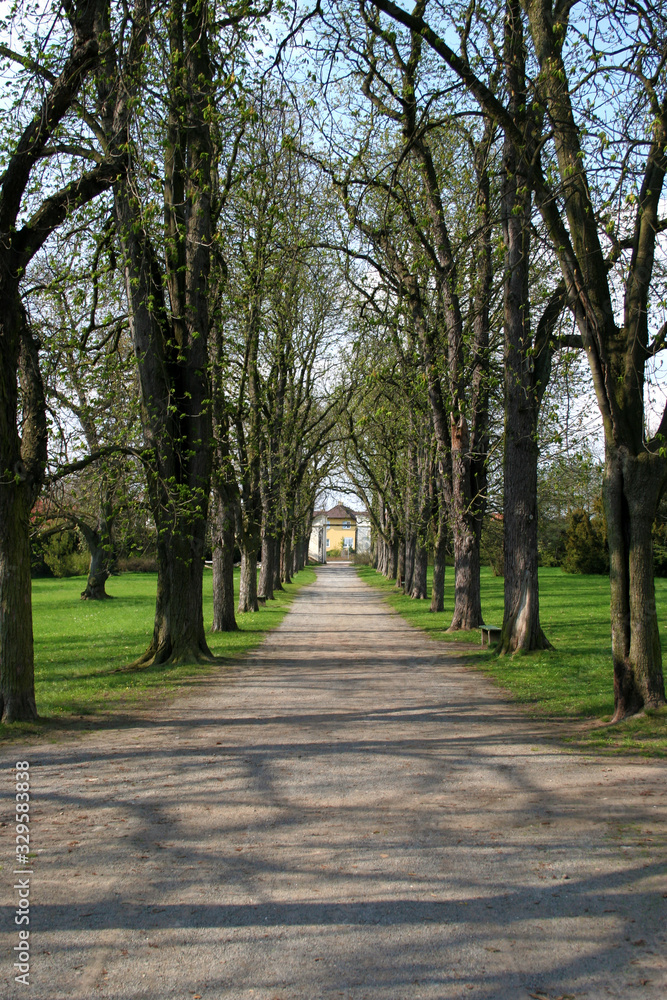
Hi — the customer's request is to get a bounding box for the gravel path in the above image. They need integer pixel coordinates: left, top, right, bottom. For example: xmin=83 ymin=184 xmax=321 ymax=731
xmin=2 ymin=563 xmax=666 ymax=1000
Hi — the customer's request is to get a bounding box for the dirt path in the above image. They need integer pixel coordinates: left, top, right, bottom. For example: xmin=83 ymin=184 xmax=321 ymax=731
xmin=2 ymin=563 xmax=666 ymax=1000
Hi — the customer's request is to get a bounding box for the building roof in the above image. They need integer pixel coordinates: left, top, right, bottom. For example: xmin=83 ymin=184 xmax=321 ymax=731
xmin=326 ymin=504 xmax=359 ymax=520
xmin=313 ymin=505 xmax=370 ymax=521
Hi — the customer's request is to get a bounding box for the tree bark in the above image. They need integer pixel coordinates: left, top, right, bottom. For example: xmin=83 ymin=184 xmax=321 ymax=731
xmin=430 ymin=501 xmax=448 ymax=613
xmin=498 ymin=207 xmax=550 ymax=654
xmin=272 ymin=528 xmax=285 ymax=591
xmin=0 ymin=488 xmax=38 ymax=722
xmin=396 ymin=537 xmax=405 ymax=589
xmin=280 ymin=527 xmax=292 ymax=584
xmin=79 ymin=503 xmax=116 ymax=600
xmin=377 ymin=535 xmax=386 ymax=575
xmin=447 ymin=413 xmax=484 ymax=629
xmin=605 ymin=447 xmax=666 ymax=719
xmin=0 ymin=299 xmax=47 ymax=721
xmin=386 ymin=532 xmax=398 ymax=579
xmin=410 ymin=543 xmax=428 ymax=599
xmin=404 ymin=530 xmax=416 ymax=594
xmin=211 ymin=493 xmax=238 ymax=631
xmin=238 ymin=540 xmax=259 ymax=613
xmin=80 ymin=538 xmax=111 ymax=600
xmin=291 ymin=529 xmax=303 ymax=576
xmin=258 ymin=523 xmax=275 ymax=600
xmin=136 ymin=518 xmax=211 ymax=664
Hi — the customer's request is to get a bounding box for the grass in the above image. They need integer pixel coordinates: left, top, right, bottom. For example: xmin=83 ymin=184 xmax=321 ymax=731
xmin=356 ymin=564 xmax=667 ymax=758
xmin=0 ymin=566 xmax=315 ymax=740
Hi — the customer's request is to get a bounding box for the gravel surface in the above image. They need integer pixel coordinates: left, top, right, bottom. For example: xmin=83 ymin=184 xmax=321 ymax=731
xmin=2 ymin=563 xmax=666 ymax=1000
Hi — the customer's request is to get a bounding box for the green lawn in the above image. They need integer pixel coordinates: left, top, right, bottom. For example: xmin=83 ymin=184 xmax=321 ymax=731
xmin=356 ymin=564 xmax=667 ymax=758
xmin=1 ymin=566 xmax=315 ymax=738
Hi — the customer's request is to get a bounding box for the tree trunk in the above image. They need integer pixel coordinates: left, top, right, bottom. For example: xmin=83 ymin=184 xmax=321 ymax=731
xmin=410 ymin=543 xmax=428 ymax=599
xmin=497 ymin=253 xmax=551 ymax=654
xmin=404 ymin=530 xmax=416 ymax=595
xmin=273 ymin=528 xmax=285 ymax=591
xmin=238 ymin=539 xmax=259 ymax=613
xmin=448 ymin=416 xmax=484 ymax=629
xmin=376 ymin=536 xmax=384 ymax=574
xmin=386 ymin=533 xmax=398 ymax=579
xmin=211 ymin=494 xmax=238 ymax=631
xmin=80 ymin=508 xmax=116 ymax=600
xmin=0 ymin=298 xmax=47 ymax=722
xmin=135 ymin=517 xmax=212 ymax=664
xmin=0 ymin=489 xmax=37 ymax=722
xmin=396 ymin=537 xmax=405 ymax=589
xmin=430 ymin=505 xmax=448 ymax=613
xmin=81 ymin=541 xmax=111 ymax=600
xmin=497 ymin=1 xmax=550 ymax=654
xmin=258 ymin=523 xmax=275 ymax=600
xmin=280 ymin=528 xmax=292 ymax=584
xmin=448 ymin=518 xmax=483 ymax=629
xmin=291 ymin=528 xmax=298 ymax=576
xmin=498 ymin=306 xmax=551 ymax=652
xmin=605 ymin=447 xmax=666 ymax=719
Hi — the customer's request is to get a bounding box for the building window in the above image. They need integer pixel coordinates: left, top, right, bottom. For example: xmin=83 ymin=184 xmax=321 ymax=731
xmin=326 ymin=539 xmax=330 ymax=547
xmin=342 ymin=520 xmax=351 ymax=527
xmin=343 ymin=537 xmax=353 ymax=548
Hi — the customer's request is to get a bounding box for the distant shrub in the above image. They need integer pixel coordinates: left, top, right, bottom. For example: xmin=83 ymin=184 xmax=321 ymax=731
xmin=327 ymin=547 xmax=342 ymax=557
xmin=480 ymin=515 xmax=504 ymax=576
xmin=562 ymin=508 xmax=608 ymax=574
xmin=41 ymin=530 xmax=89 ymax=578
xmin=31 ymin=536 xmax=53 ymax=578
xmin=538 ymin=519 xmax=567 ymax=567
xmin=117 ymin=556 xmax=158 ymax=573
xmin=353 ymin=551 xmax=372 ymax=565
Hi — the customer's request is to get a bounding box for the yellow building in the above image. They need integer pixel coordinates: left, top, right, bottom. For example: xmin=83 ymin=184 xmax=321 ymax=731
xmin=309 ymin=504 xmax=371 ymax=560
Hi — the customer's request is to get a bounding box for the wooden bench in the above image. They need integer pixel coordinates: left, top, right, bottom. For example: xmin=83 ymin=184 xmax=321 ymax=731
xmin=480 ymin=624 xmax=502 ymax=646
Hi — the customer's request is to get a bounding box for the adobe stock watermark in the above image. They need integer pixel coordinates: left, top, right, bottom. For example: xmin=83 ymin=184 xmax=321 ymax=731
xmin=13 ymin=761 xmax=31 ymax=986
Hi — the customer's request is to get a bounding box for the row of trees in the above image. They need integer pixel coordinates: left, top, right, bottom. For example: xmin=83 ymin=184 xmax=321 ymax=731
xmin=1 ymin=0 xmax=666 ymax=724
xmin=311 ymin=0 xmax=667 ymax=720
xmin=0 ymin=1 xmax=344 ymax=721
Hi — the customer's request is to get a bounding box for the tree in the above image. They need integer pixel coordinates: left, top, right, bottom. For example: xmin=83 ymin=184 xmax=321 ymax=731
xmin=104 ymin=0 xmax=273 ymax=661
xmin=520 ymin=0 xmax=667 ymax=713
xmin=0 ymin=0 xmax=149 ymax=721
xmin=31 ymin=218 xmax=140 ymax=600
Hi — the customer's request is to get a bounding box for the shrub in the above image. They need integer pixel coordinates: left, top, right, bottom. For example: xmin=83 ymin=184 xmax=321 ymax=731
xmin=353 ymin=551 xmax=372 ymax=565
xmin=31 ymin=536 xmax=54 ymax=578
xmin=117 ymin=556 xmax=158 ymax=573
xmin=480 ymin=515 xmax=504 ymax=576
xmin=41 ymin=529 xmax=89 ymax=578
xmin=562 ymin=508 xmax=608 ymax=574
xmin=538 ymin=519 xmax=567 ymax=567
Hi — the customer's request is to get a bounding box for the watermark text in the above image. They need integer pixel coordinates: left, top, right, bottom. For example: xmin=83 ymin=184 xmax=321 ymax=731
xmin=13 ymin=761 xmax=31 ymax=985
